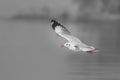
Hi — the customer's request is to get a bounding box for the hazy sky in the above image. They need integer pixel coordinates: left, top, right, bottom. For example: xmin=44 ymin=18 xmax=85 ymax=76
xmin=0 ymin=0 xmax=78 ymax=17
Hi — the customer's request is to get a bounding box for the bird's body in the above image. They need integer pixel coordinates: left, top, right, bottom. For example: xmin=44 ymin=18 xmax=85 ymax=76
xmin=51 ymin=19 xmax=98 ymax=54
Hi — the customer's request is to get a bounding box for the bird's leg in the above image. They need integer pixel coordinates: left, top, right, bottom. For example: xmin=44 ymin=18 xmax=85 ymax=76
xmin=87 ymin=51 xmax=94 ymax=54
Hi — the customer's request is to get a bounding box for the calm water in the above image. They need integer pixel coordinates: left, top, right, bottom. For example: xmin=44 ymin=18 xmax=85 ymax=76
xmin=0 ymin=19 xmax=120 ymax=80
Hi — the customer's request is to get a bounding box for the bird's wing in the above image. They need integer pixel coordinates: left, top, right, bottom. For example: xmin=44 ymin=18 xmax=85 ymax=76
xmin=54 ymin=25 xmax=87 ymax=46
xmin=54 ymin=25 xmax=72 ymax=41
xmin=51 ymin=20 xmax=78 ymax=42
xmin=51 ymin=20 xmax=86 ymax=45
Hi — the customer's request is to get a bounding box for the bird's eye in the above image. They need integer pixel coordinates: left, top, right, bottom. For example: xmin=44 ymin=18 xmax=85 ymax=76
xmin=66 ymin=44 xmax=70 ymax=46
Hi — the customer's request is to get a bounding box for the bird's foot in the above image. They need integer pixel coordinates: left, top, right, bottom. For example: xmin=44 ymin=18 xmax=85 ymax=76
xmin=86 ymin=51 xmax=94 ymax=54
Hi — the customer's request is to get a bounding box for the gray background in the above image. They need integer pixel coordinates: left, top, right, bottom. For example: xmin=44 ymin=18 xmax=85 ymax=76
xmin=0 ymin=0 xmax=120 ymax=80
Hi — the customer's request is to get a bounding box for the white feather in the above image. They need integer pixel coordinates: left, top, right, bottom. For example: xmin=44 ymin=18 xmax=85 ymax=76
xmin=51 ymin=20 xmax=98 ymax=53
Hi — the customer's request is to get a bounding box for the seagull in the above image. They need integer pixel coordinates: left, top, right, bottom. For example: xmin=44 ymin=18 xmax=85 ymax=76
xmin=51 ymin=19 xmax=98 ymax=54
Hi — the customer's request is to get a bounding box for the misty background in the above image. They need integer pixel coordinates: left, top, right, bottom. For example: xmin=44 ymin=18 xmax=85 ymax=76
xmin=0 ymin=0 xmax=120 ymax=80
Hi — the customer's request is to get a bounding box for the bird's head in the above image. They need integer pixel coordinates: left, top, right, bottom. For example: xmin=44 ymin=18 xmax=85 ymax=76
xmin=61 ymin=42 xmax=71 ymax=48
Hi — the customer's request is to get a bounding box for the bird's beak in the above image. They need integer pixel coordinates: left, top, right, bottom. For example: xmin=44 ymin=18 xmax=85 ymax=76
xmin=61 ymin=44 xmax=64 ymax=47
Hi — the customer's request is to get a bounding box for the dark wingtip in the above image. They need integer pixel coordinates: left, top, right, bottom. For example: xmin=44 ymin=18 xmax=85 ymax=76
xmin=51 ymin=19 xmax=55 ymax=22
xmin=51 ymin=19 xmax=57 ymax=23
xmin=51 ymin=19 xmax=60 ymax=30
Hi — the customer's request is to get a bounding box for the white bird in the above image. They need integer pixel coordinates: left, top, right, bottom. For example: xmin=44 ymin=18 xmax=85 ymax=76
xmin=51 ymin=19 xmax=98 ymax=54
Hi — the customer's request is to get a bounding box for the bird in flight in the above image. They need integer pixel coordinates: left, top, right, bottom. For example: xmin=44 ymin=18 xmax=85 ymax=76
xmin=51 ymin=19 xmax=98 ymax=54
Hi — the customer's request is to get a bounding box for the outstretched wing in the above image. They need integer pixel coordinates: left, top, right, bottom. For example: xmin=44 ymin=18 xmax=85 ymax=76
xmin=51 ymin=20 xmax=98 ymax=52
xmin=51 ymin=20 xmax=82 ymax=43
